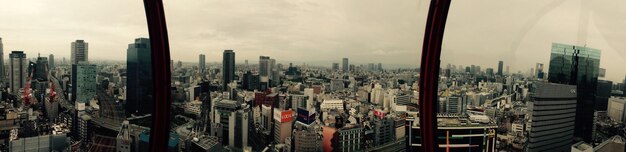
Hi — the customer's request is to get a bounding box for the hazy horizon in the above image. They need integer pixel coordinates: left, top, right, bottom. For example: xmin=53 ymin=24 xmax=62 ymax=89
xmin=1 ymin=0 xmax=625 ymax=82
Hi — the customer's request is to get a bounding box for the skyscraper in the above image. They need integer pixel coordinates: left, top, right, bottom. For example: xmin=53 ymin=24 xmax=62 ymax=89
xmin=342 ymin=58 xmax=349 ymax=72
xmin=259 ymin=56 xmax=270 ymax=89
xmin=497 ymin=61 xmax=503 ymax=76
xmin=222 ymin=50 xmax=235 ymax=91
xmin=0 ymin=37 xmax=4 ymax=80
xmin=547 ymin=42 xmax=601 ymax=142
xmin=332 ymin=63 xmax=339 ymax=71
xmin=126 ymin=38 xmax=153 ymax=116
xmin=199 ymin=54 xmax=206 ymax=73
xmin=9 ymin=51 xmax=26 ymax=94
xmin=71 ymin=64 xmax=96 ymax=103
xmin=214 ymin=99 xmax=249 ymax=150
xmin=48 ymin=54 xmax=55 ymax=69
xmin=34 ymin=56 xmax=48 ymax=81
xmin=269 ymin=58 xmax=278 ymax=86
xmin=71 ymin=40 xmax=88 ymax=64
xmin=622 ymin=76 xmax=626 ymax=96
xmin=527 ymin=82 xmax=577 ymax=152
xmin=535 ymin=63 xmax=544 ymax=79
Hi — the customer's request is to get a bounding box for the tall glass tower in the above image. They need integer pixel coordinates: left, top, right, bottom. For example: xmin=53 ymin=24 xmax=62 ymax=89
xmin=126 ymin=38 xmax=152 ymax=116
xmin=222 ymin=50 xmax=235 ymax=91
xmin=547 ymin=42 xmax=601 ymax=142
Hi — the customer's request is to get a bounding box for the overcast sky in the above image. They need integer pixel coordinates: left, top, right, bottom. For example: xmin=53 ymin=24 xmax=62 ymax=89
xmin=0 ymin=0 xmax=624 ymax=82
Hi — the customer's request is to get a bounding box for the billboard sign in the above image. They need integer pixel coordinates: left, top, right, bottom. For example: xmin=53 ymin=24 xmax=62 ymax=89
xmin=274 ymin=110 xmax=294 ymax=123
xmin=297 ymin=108 xmax=316 ymax=124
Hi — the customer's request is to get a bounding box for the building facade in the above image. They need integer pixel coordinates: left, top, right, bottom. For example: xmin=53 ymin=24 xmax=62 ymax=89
xmin=9 ymin=51 xmax=26 ymax=94
xmin=547 ymin=42 xmax=601 ymax=142
xmin=222 ymin=50 xmax=235 ymax=91
xmin=71 ymin=40 xmax=88 ymax=64
xmin=527 ymin=82 xmax=577 ymax=152
xmin=608 ymin=97 xmax=626 ymax=123
xmin=71 ymin=64 xmax=96 ymax=103
xmin=126 ymin=38 xmax=153 ymax=116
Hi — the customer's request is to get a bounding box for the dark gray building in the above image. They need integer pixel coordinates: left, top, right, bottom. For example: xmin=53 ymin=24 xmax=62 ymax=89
xmin=0 ymin=38 xmax=4 ymax=81
xmin=199 ymin=54 xmax=206 ymax=74
xmin=222 ymin=50 xmax=235 ymax=91
xmin=126 ymin=38 xmax=152 ymax=116
xmin=596 ymin=80 xmax=613 ymax=111
xmin=527 ymin=82 xmax=577 ymax=152
xmin=342 ymin=58 xmax=349 ymax=72
xmin=48 ymin=54 xmax=54 ymax=70
xmin=497 ymin=61 xmax=503 ymax=76
xmin=374 ymin=117 xmax=394 ymax=146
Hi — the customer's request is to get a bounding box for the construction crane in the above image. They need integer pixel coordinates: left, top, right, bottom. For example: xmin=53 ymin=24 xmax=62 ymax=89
xmin=45 ymin=63 xmax=55 ymax=103
xmin=23 ymin=68 xmax=34 ymax=106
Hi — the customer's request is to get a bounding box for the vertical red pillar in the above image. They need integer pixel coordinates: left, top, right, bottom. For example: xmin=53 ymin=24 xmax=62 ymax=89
xmin=142 ymin=0 xmax=172 ymax=151
xmin=419 ymin=0 xmax=451 ymax=151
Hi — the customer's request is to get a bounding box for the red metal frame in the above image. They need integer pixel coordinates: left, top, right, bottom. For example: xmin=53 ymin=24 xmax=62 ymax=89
xmin=142 ymin=0 xmax=173 ymax=151
xmin=419 ymin=0 xmax=451 ymax=151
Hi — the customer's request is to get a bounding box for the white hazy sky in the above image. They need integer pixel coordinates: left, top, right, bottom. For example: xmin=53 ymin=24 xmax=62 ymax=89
xmin=0 ymin=0 xmax=624 ymax=82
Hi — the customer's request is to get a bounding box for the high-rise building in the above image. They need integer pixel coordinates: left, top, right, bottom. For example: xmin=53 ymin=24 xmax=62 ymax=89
xmin=607 ymin=97 xmax=626 ymax=123
xmin=332 ymin=63 xmax=339 ymax=71
xmin=596 ymin=80 xmax=613 ymax=111
xmin=48 ymin=54 xmax=55 ymax=70
xmin=126 ymin=38 xmax=153 ymax=116
xmin=9 ymin=51 xmax=26 ymax=94
xmin=269 ymin=58 xmax=279 ymax=86
xmin=547 ymin=43 xmax=601 ymax=142
xmin=486 ymin=68 xmax=494 ymax=76
xmin=199 ymin=54 xmax=206 ymax=73
xmin=273 ymin=109 xmax=294 ymax=144
xmin=497 ymin=61 xmax=503 ymax=76
xmin=242 ymin=71 xmax=259 ymax=91
xmin=34 ymin=56 xmax=48 ymax=81
xmin=622 ymin=76 xmax=626 ymax=96
xmin=222 ymin=50 xmax=235 ymax=91
xmin=78 ymin=112 xmax=93 ymax=149
xmin=333 ymin=125 xmax=364 ymax=152
xmin=527 ymin=82 xmax=577 ymax=152
xmin=0 ymin=37 xmax=4 ymax=80
xmin=342 ymin=58 xmax=349 ymax=72
xmin=259 ymin=56 xmax=270 ymax=87
xmin=378 ymin=63 xmax=383 ymax=71
xmin=373 ymin=117 xmax=394 ymax=146
xmin=71 ymin=40 xmax=88 ymax=64
xmin=214 ymin=99 xmax=249 ymax=150
xmin=71 ymin=64 xmax=96 ymax=103
xmin=536 ymin=63 xmax=544 ymax=79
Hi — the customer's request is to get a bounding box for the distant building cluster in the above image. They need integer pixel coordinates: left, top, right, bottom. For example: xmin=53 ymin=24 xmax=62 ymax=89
xmin=0 ymin=35 xmax=624 ymax=152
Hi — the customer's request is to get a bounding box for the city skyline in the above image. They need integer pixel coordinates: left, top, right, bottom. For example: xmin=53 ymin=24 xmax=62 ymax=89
xmin=1 ymin=0 xmax=626 ymax=82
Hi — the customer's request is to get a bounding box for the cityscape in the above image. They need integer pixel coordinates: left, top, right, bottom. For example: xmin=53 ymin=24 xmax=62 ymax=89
xmin=1 ymin=1 xmax=626 ymax=152
xmin=0 ymin=36 xmax=624 ymax=152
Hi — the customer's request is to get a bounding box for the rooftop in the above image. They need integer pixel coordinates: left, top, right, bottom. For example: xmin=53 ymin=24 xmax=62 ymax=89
xmin=413 ymin=113 xmax=497 ymax=128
